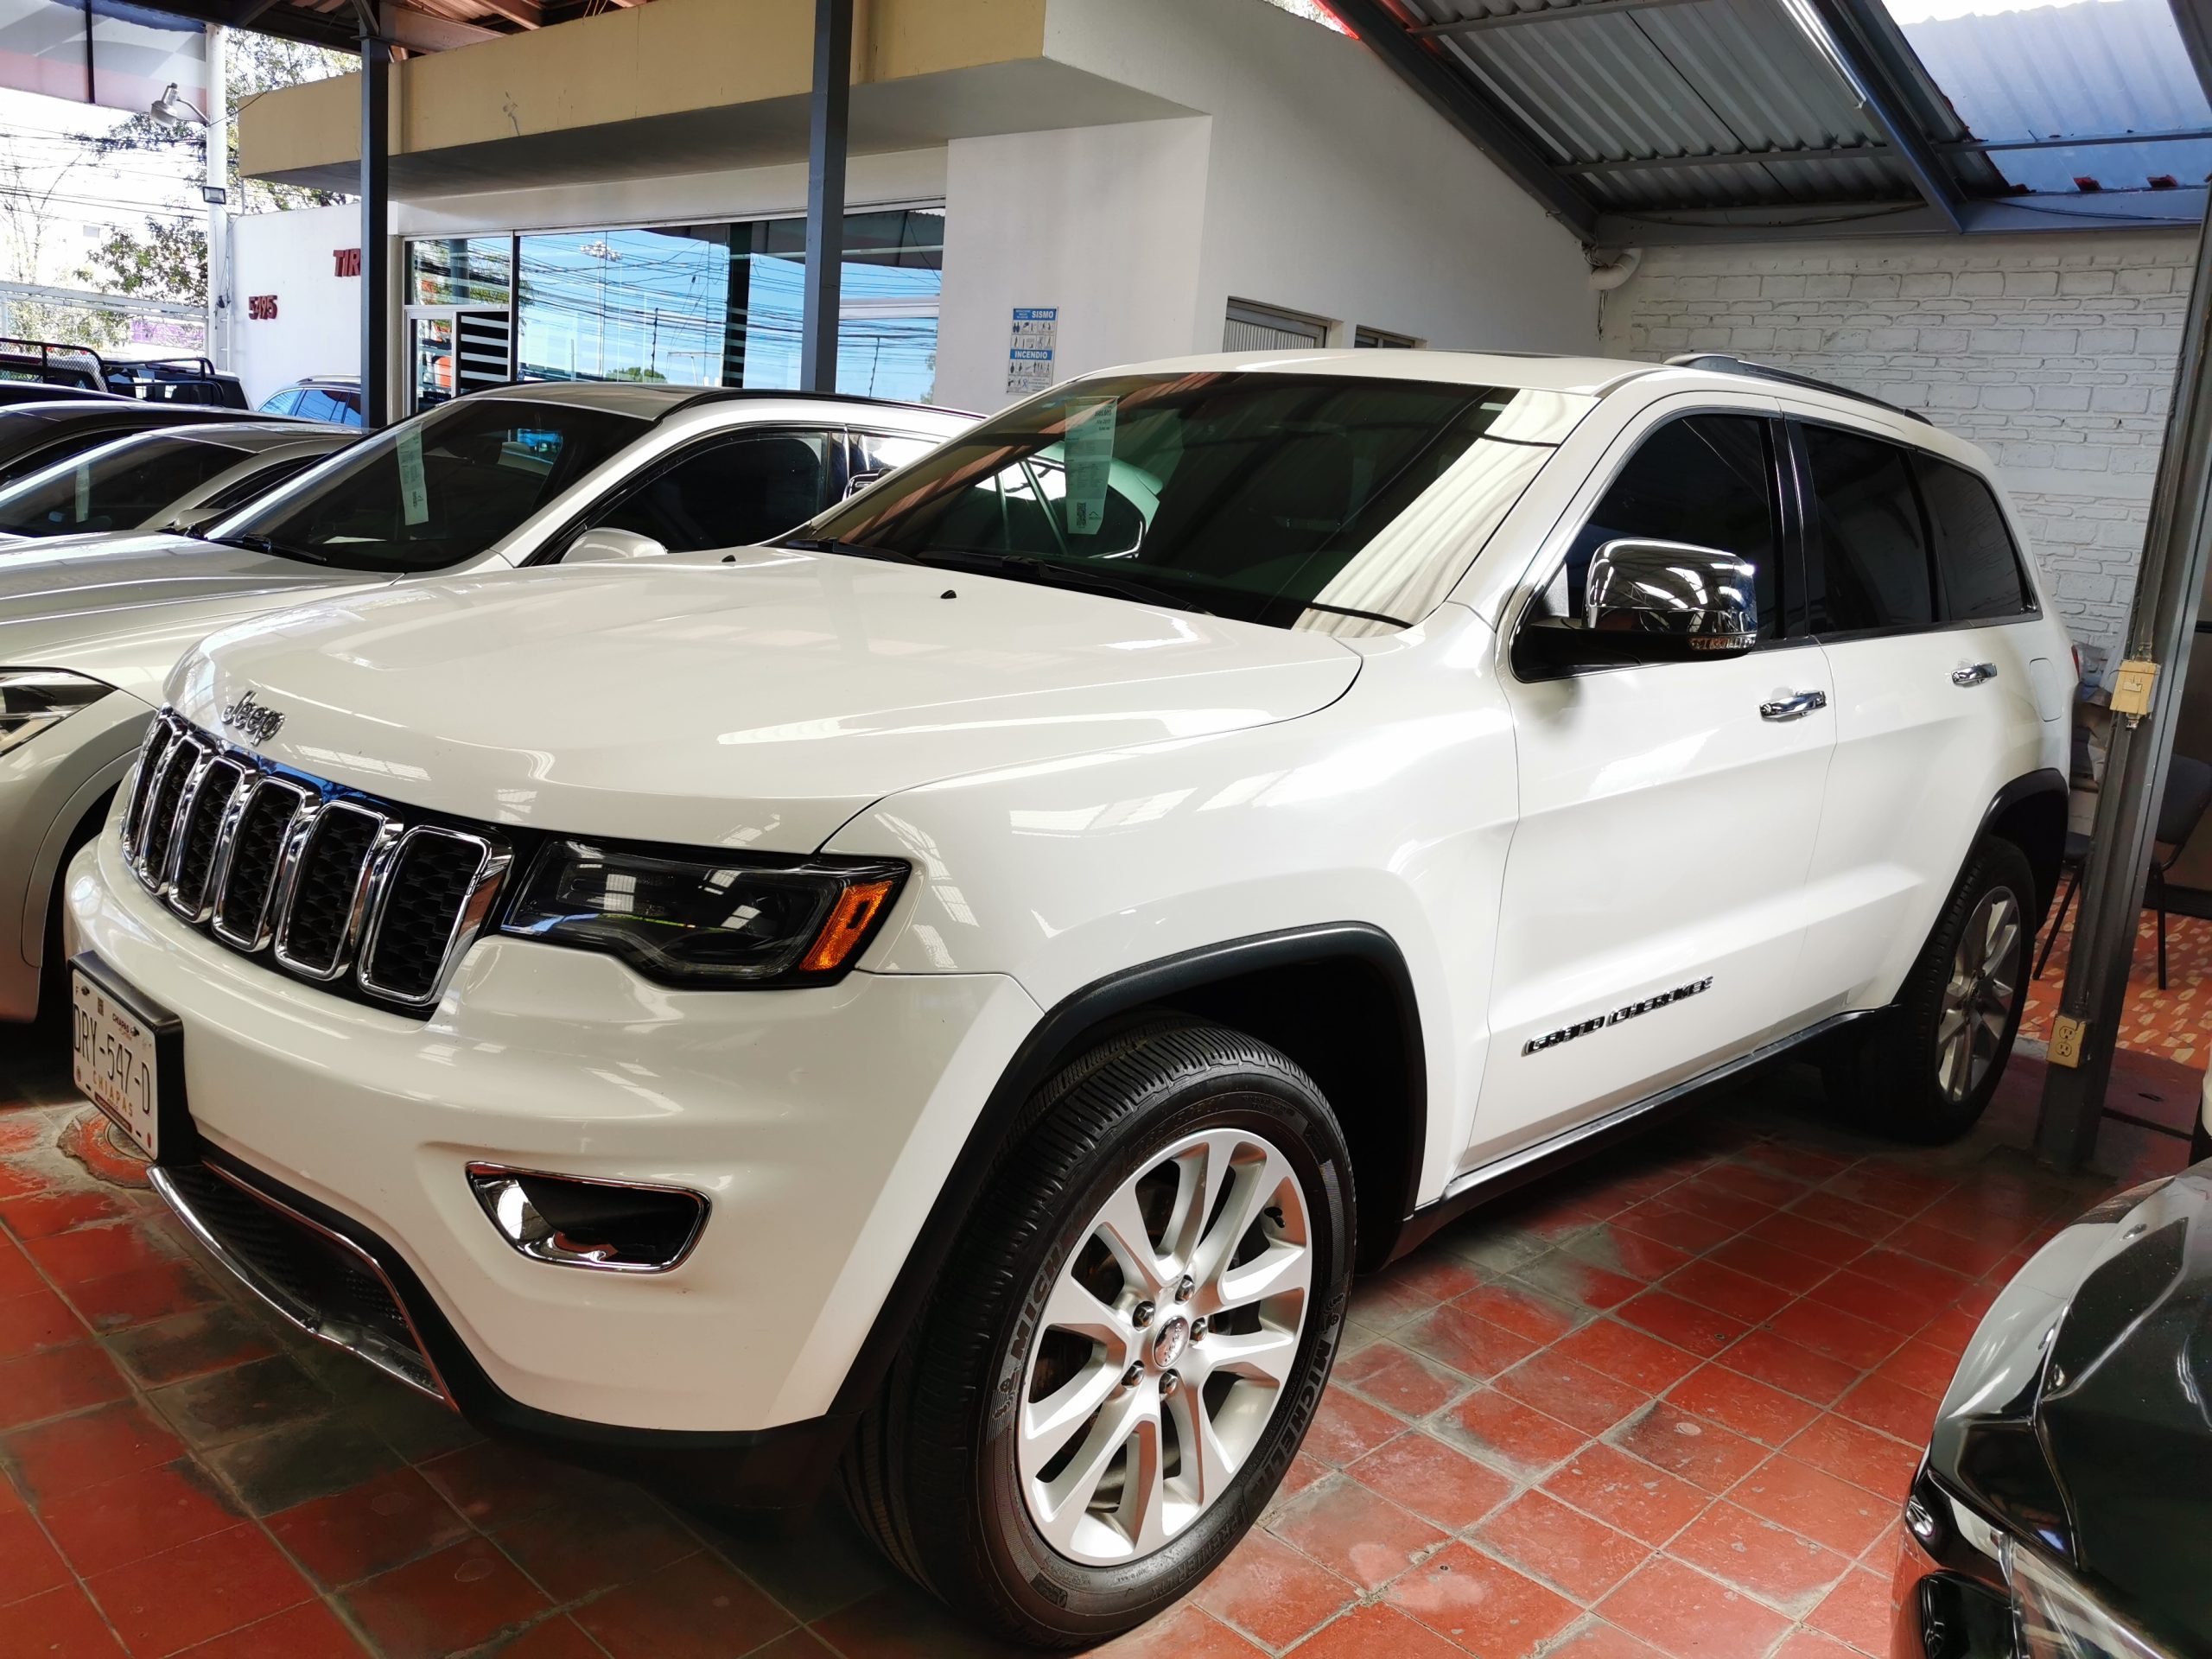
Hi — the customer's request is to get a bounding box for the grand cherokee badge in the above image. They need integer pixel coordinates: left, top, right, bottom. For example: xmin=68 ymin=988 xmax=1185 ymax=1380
xmin=219 ymin=690 xmax=286 ymax=745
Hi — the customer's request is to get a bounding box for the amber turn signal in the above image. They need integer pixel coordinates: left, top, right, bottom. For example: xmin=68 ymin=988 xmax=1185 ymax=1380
xmin=800 ymin=878 xmax=899 ymax=974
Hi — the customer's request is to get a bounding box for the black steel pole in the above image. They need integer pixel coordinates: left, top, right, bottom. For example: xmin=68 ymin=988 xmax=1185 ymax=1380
xmin=359 ymin=30 xmax=391 ymax=429
xmin=2035 ymin=205 xmax=2212 ymax=1167
xmin=799 ymin=0 xmax=851 ymax=395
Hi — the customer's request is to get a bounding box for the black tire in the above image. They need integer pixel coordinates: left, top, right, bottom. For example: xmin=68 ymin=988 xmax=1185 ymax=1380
xmin=33 ymin=792 xmax=113 ymax=1034
xmin=1826 ymin=836 xmax=2035 ymax=1144
xmin=842 ymin=1019 xmax=1353 ymax=1648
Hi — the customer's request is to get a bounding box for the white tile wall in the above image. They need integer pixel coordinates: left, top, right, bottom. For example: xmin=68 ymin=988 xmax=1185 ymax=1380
xmin=1599 ymin=233 xmax=2196 ymax=678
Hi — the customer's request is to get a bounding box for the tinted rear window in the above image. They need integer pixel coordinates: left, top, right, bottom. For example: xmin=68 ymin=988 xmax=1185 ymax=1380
xmin=1917 ymin=456 xmax=2034 ymax=621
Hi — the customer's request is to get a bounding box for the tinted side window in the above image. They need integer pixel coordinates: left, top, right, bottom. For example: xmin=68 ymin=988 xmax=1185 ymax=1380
xmin=855 ymin=432 xmax=935 ymax=475
xmin=1555 ymin=414 xmax=1783 ymax=636
xmin=260 ymin=390 xmax=302 ymax=417
xmin=1916 ymin=456 xmax=2033 ymax=621
xmin=296 ymin=391 xmax=347 ymax=423
xmin=199 ymin=454 xmax=325 ymax=512
xmin=590 ymin=432 xmax=830 ymax=553
xmin=1803 ymin=425 xmax=1935 ymax=632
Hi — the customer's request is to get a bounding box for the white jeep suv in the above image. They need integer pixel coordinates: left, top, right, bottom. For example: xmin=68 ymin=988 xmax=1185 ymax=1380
xmin=0 ymin=382 xmax=968 ymax=1027
xmin=64 ymin=349 xmax=2073 ymax=1646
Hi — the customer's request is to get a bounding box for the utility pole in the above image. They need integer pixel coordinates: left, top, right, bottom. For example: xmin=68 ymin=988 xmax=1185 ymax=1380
xmin=203 ymin=22 xmax=228 ymax=370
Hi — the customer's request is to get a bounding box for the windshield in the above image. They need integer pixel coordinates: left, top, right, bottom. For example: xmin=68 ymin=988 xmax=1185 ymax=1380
xmin=805 ymin=372 xmax=1572 ymax=631
xmin=0 ymin=433 xmax=247 ymax=537
xmin=213 ymin=398 xmax=647 ymax=573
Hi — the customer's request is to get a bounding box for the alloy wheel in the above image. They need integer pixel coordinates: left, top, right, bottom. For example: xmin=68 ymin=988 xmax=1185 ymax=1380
xmin=1016 ymin=1126 xmax=1312 ymax=1567
xmin=1936 ymin=886 xmax=2023 ymax=1104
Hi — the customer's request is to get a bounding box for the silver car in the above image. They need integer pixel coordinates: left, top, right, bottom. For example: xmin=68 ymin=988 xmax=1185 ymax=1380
xmin=0 ymin=423 xmax=358 ymax=544
xmin=0 ymin=380 xmax=970 ymax=1024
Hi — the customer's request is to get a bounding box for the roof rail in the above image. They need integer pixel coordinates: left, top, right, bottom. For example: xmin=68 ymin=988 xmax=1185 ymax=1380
xmin=1664 ymin=353 xmax=1932 ymax=425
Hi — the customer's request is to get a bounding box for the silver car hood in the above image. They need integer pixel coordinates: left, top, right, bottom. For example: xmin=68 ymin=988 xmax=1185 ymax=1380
xmin=0 ymin=535 xmax=375 ymax=705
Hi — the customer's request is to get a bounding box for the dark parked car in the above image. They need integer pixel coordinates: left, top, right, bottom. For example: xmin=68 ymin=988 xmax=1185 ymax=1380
xmin=1893 ymin=1162 xmax=2209 ymax=1659
xmin=0 ymin=399 xmax=300 ymax=489
xmin=1 ymin=340 xmax=244 ymax=406
xmin=257 ymin=377 xmax=363 ymax=426
xmin=101 ymin=355 xmax=248 ymax=409
xmin=0 ymin=422 xmax=356 ymax=543
xmin=0 ymin=381 xmax=118 ymax=408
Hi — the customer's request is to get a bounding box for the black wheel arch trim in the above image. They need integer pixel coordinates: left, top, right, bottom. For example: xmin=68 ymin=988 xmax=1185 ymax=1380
xmin=1974 ymin=767 xmax=2069 ymax=925
xmin=823 ymin=922 xmax=1429 ymax=1429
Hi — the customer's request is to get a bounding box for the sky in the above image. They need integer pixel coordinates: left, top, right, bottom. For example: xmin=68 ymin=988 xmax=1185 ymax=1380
xmin=0 ymin=86 xmax=203 ymax=289
xmin=1883 ymin=0 xmax=2108 ymax=24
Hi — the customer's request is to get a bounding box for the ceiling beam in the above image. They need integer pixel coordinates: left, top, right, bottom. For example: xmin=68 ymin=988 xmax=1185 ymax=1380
xmin=1561 ymin=125 xmax=2212 ymax=176
xmin=1792 ymin=0 xmax=1965 ymax=232
xmin=1561 ymin=142 xmax=1889 ymax=175
xmin=1326 ymin=0 xmax=1599 ymax=238
xmin=1409 ymin=0 xmax=1704 ymax=36
xmin=471 ymin=0 xmax=543 ymax=26
xmin=1595 ymin=187 xmax=2203 ymax=245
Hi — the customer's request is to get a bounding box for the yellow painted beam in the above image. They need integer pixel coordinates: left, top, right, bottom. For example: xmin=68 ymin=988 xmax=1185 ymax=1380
xmin=238 ymin=0 xmax=1050 ymax=179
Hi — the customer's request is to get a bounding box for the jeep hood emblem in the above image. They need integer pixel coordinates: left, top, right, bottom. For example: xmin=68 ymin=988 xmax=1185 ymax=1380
xmin=220 ymin=689 xmax=287 ymax=745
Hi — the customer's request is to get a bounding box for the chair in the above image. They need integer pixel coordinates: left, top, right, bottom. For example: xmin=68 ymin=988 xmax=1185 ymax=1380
xmin=2035 ymin=753 xmax=2212 ymax=989
xmin=2147 ymin=754 xmax=2212 ymax=989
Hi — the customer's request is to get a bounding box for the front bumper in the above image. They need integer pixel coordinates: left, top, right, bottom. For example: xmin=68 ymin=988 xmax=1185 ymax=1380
xmin=64 ymin=822 xmax=1039 ymax=1442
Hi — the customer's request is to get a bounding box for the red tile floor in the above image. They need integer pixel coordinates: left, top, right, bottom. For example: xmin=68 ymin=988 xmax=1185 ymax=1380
xmin=0 ymin=1026 xmax=2190 ymax=1659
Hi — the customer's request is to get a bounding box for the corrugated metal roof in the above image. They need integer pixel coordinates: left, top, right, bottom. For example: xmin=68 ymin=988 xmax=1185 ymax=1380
xmin=1356 ymin=0 xmax=2194 ymax=226
xmin=1403 ymin=0 xmax=1942 ymax=209
xmin=1897 ymin=0 xmax=2212 ymax=193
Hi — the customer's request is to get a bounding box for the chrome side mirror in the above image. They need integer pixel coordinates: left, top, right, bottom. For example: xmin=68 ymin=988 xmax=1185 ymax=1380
xmin=564 ymin=526 xmax=669 ymax=564
xmin=1583 ymin=538 xmax=1758 ymax=657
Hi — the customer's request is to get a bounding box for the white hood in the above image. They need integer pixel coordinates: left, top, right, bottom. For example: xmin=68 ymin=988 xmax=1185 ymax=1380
xmin=174 ymin=549 xmax=1363 ymax=853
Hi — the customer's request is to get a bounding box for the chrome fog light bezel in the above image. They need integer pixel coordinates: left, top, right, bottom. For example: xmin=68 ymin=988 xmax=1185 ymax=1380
xmin=465 ymin=1162 xmax=709 ymax=1274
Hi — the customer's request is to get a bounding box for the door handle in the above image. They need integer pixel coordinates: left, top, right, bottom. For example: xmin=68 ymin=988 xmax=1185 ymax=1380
xmin=1759 ymin=690 xmax=1828 ymax=721
xmin=1952 ymin=662 xmax=1999 ymax=687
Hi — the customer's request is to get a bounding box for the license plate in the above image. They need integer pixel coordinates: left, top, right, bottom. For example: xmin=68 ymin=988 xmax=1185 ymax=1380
xmin=72 ymin=969 xmax=162 ymax=1158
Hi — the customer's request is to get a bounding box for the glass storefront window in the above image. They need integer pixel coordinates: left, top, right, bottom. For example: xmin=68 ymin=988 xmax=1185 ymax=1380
xmin=512 ymin=207 xmax=944 ymax=402
xmin=408 ymin=237 xmax=512 ymax=308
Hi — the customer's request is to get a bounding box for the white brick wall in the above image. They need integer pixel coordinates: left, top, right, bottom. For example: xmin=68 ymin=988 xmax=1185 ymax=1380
xmin=1599 ymin=233 xmax=2195 ymax=677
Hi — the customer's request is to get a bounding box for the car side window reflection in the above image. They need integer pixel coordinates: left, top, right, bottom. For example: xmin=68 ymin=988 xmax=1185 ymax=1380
xmin=1533 ymin=414 xmax=1783 ymax=640
xmin=585 ymin=431 xmax=832 ymax=554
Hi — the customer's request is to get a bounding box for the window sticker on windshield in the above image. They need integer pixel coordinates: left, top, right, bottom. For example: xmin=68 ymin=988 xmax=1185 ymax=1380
xmin=73 ymin=465 xmax=90 ymax=523
xmin=397 ymin=427 xmax=429 ymax=525
xmin=1065 ymin=397 xmax=1117 ymax=537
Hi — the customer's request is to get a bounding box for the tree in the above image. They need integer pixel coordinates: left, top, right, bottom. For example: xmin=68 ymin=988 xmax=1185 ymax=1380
xmin=73 ymin=29 xmax=353 ymax=307
xmin=78 ymin=219 xmax=207 ymax=306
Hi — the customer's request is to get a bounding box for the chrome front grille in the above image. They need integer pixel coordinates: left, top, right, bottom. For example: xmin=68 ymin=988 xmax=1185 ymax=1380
xmin=122 ymin=712 xmax=509 ymax=1012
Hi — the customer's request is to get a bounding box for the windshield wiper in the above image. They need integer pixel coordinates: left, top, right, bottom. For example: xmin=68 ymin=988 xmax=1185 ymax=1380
xmin=913 ymin=549 xmax=1216 ymax=616
xmin=208 ymin=532 xmax=331 ymax=567
xmin=778 ymin=535 xmax=925 ymax=567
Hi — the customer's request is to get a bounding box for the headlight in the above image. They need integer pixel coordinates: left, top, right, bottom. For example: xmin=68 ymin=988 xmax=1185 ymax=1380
xmin=0 ymin=670 xmax=110 ymax=757
xmin=501 ymin=840 xmax=906 ymax=987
